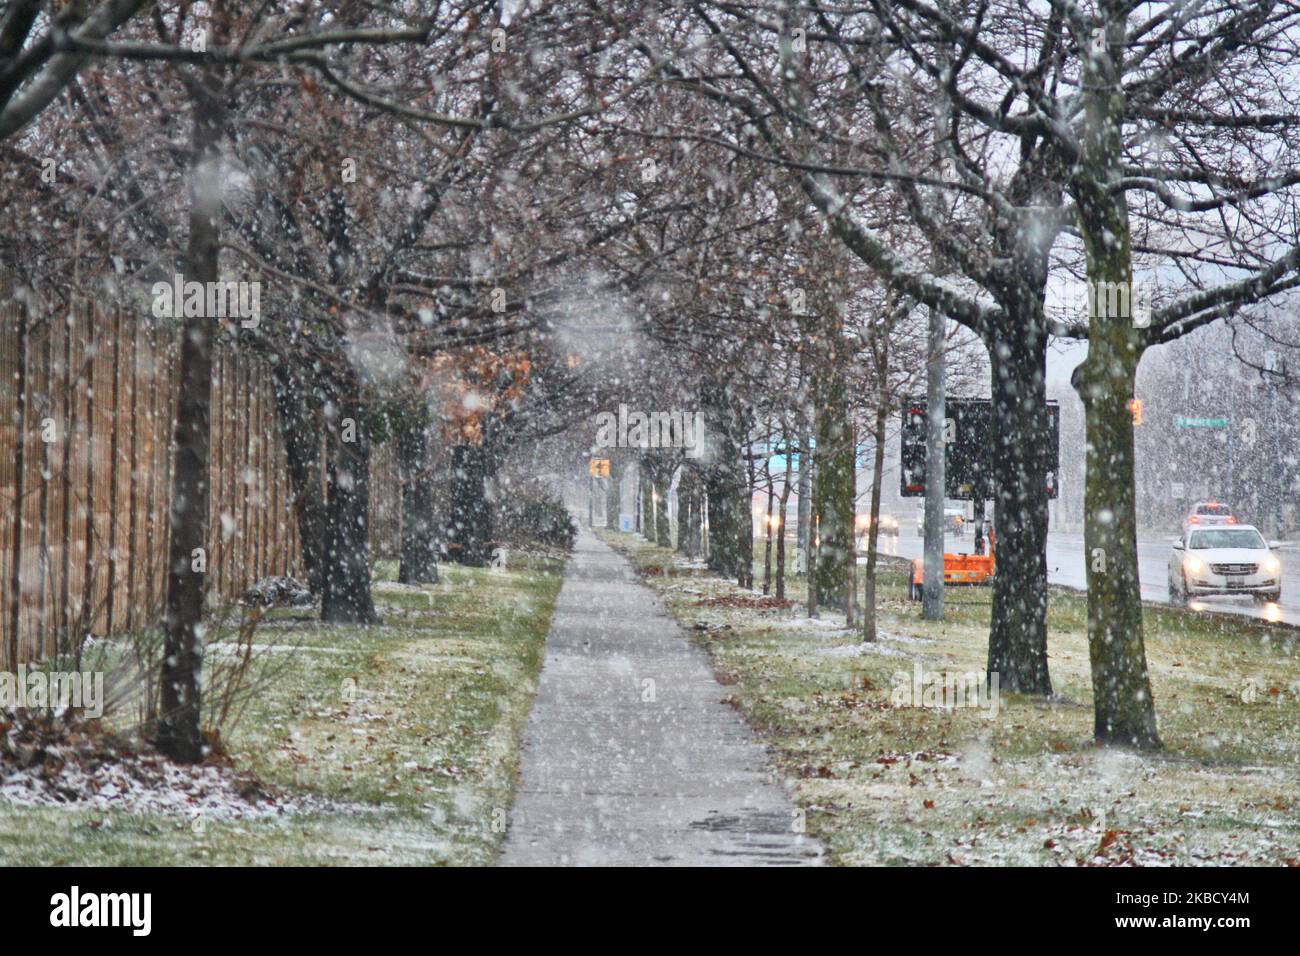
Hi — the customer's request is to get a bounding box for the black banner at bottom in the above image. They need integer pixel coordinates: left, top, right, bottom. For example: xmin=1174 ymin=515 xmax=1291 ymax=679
xmin=3 ymin=864 xmax=1283 ymax=941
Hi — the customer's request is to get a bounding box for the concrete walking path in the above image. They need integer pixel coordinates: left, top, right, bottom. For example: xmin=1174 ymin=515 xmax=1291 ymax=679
xmin=500 ymin=527 xmax=822 ymax=866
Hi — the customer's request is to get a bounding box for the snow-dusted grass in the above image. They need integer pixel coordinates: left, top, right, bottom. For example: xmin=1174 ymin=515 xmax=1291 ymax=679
xmin=601 ymin=529 xmax=1300 ymax=866
xmin=0 ymin=556 xmax=564 ymax=865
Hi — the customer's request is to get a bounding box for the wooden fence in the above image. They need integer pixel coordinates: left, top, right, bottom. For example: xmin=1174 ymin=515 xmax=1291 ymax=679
xmin=0 ymin=301 xmax=302 ymax=670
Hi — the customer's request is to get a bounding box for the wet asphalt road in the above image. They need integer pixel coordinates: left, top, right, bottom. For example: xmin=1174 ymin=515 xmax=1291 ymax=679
xmin=884 ymin=526 xmax=1299 ymax=627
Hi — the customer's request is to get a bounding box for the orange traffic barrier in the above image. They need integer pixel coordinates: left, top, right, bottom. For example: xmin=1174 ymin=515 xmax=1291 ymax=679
xmin=909 ymin=530 xmax=996 ymax=600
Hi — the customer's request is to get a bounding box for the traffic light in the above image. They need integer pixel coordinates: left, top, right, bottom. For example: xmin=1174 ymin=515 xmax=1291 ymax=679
xmin=1129 ymin=398 xmax=1143 ymax=425
xmin=900 ymin=398 xmax=1060 ymax=499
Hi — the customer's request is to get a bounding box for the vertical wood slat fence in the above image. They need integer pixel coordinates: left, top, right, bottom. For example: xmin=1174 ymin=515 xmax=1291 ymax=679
xmin=0 ymin=301 xmax=301 ymax=670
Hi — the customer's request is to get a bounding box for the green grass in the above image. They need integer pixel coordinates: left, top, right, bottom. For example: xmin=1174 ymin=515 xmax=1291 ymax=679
xmin=0 ymin=556 xmax=564 ymax=866
xmin=601 ymin=529 xmax=1300 ymax=866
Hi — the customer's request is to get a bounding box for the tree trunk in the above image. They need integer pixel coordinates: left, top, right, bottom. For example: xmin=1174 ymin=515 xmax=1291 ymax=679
xmin=762 ymin=457 xmax=774 ymax=595
xmin=690 ymin=476 xmax=703 ymax=557
xmin=922 ymin=304 xmax=946 ymax=621
xmin=398 ymin=420 xmax=439 ymax=584
xmin=845 ymin=425 xmax=857 ymax=625
xmin=705 ymin=467 xmax=743 ymax=580
xmin=158 ymin=68 xmax=224 ymax=763
xmin=737 ymin=493 xmax=754 ymax=589
xmin=680 ymin=469 xmax=702 ymax=558
xmin=654 ymin=469 xmax=672 ymax=547
xmin=1071 ymin=16 xmax=1159 ymax=748
xmin=321 ymin=406 xmax=379 ymax=623
xmin=676 ymin=469 xmax=690 ymax=552
xmin=812 ymin=383 xmax=854 ymax=612
xmin=808 ymin=513 xmax=819 ymax=617
xmin=606 ymin=460 xmax=623 ymax=530
xmin=1076 ymin=339 xmax=1157 ymax=746
xmin=445 ymin=442 xmax=494 ymax=566
xmin=796 ymin=431 xmax=811 ymax=572
xmin=270 ymin=361 xmax=328 ymax=593
xmin=863 ymin=378 xmax=889 ymax=643
xmin=640 ymin=467 xmax=654 ymax=539
xmin=985 ymin=323 xmax=1053 ymax=694
xmin=700 ymin=489 xmax=709 ymax=559
xmin=775 ymin=440 xmax=793 ymax=601
xmin=633 ymin=467 xmax=642 ymax=532
xmin=702 ymin=388 xmax=746 ymax=580
xmin=737 ymin=450 xmax=755 ymax=589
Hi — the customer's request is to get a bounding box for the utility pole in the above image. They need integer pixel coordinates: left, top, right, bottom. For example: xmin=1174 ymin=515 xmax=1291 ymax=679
xmin=1267 ymin=350 xmax=1281 ymax=537
xmin=923 ymin=304 xmax=945 ymax=620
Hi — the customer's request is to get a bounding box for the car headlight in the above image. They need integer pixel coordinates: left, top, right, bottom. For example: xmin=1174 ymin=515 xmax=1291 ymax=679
xmin=1184 ymin=556 xmax=1204 ymax=575
xmin=1265 ymin=556 xmax=1281 ymax=575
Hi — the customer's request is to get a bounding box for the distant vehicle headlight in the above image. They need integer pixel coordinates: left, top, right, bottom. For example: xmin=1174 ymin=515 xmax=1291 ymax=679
xmin=1184 ymin=556 xmax=1204 ymax=575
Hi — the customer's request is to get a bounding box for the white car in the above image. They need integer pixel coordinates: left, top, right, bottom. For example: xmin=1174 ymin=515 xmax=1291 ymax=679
xmin=1184 ymin=500 xmax=1236 ymax=528
xmin=858 ymin=513 xmax=900 ymax=536
xmin=915 ymin=506 xmax=966 ymax=534
xmin=1168 ymin=524 xmax=1281 ymax=605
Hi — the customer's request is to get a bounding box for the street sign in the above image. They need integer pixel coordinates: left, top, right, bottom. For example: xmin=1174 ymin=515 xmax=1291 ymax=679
xmin=900 ymin=397 xmax=1060 ymax=500
xmin=1174 ymin=416 xmax=1228 ymax=428
xmin=755 ymin=441 xmax=808 ymax=475
xmin=588 ymin=458 xmax=610 ymax=477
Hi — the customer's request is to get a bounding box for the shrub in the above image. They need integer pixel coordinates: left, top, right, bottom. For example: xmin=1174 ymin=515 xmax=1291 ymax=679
xmin=496 ymin=493 xmax=577 ymax=551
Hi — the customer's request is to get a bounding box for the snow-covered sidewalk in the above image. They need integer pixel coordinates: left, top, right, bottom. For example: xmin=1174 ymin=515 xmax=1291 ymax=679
xmin=500 ymin=527 xmax=822 ymax=866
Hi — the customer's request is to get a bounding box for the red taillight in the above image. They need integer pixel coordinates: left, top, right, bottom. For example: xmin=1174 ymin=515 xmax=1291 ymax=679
xmin=1227 ymin=516 xmax=1237 ymax=524
xmin=1189 ymin=515 xmax=1200 ymax=524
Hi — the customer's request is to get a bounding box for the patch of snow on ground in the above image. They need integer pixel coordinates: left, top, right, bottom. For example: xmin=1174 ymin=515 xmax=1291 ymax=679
xmin=0 ymin=753 xmax=340 ymax=820
xmin=878 ymin=630 xmax=931 ymax=644
xmin=206 ymin=641 xmax=344 ymax=655
xmin=662 ymin=584 xmax=704 ymax=595
xmin=373 ymin=581 xmax=434 ymax=594
xmin=813 ymin=627 xmax=930 ymax=658
xmin=784 ymin=615 xmax=856 ymax=639
xmin=786 ymin=614 xmax=849 ymax=629
xmin=818 ymin=641 xmax=908 ymax=658
xmin=1 ymin=713 xmax=347 ymax=821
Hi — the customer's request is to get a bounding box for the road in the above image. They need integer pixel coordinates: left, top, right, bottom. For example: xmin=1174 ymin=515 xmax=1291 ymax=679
xmin=879 ymin=525 xmax=1300 ymax=627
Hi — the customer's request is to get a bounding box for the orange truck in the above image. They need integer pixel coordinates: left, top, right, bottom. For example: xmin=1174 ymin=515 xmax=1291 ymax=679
xmin=908 ymin=531 xmax=996 ymax=600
